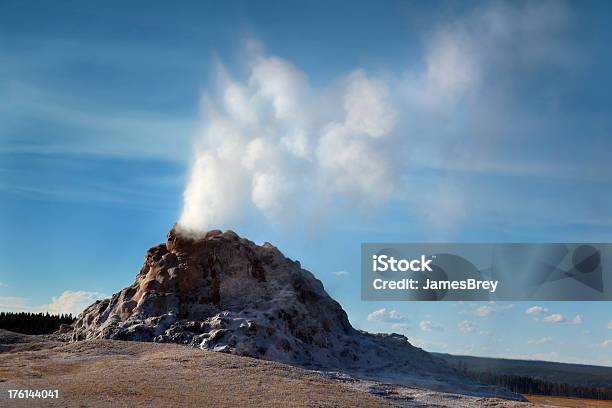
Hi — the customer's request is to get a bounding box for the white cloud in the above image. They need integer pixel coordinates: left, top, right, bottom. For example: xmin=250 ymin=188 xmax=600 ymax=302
xmin=368 ymin=308 xmax=387 ymax=321
xmin=528 ymin=336 xmax=553 ymax=345
xmin=608 ymin=320 xmax=612 ymax=329
xmin=467 ymin=303 xmax=514 ymax=317
xmin=419 ymin=320 xmax=444 ymax=332
xmin=391 ymin=323 xmax=412 ymax=330
xmin=527 ymin=307 xmax=581 ymax=325
xmin=44 ymin=291 xmax=107 ymax=316
xmin=0 ymin=282 xmax=7 ymax=288
xmin=571 ymin=314 xmax=583 ymax=325
xmin=458 ymin=320 xmax=476 ymax=333
xmin=543 ymin=314 xmax=566 ymax=324
xmin=0 ymin=290 xmax=106 ymax=316
xmin=475 ymin=305 xmax=495 ymax=316
xmin=600 ymin=339 xmax=612 ymax=348
xmin=368 ymin=309 xmax=386 ymax=322
xmin=367 ymin=308 xmax=407 ymax=323
xmin=385 ymin=309 xmax=402 ymax=321
xmin=526 ymin=306 xmax=548 ymax=315
xmin=332 ymin=271 xmax=349 ymax=277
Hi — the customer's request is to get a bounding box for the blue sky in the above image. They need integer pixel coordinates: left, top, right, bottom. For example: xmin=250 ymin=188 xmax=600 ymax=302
xmin=1 ymin=1 xmax=611 ymax=366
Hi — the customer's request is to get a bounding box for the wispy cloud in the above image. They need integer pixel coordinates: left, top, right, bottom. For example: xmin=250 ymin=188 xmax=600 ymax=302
xmin=458 ymin=320 xmax=476 ymax=333
xmin=0 ymin=153 xmax=184 ymax=209
xmin=600 ymin=339 xmax=612 ymax=348
xmin=571 ymin=314 xmax=583 ymax=325
xmin=528 ymin=336 xmax=553 ymax=345
xmin=45 ymin=291 xmax=107 ymax=316
xmin=420 ymin=320 xmax=444 ymax=332
xmin=0 ymin=296 xmax=33 ymax=312
xmin=543 ymin=314 xmax=566 ymax=324
xmin=526 ymin=306 xmax=582 ymax=325
xmin=1 ymin=81 xmax=194 ymax=162
xmin=391 ymin=322 xmax=412 ymax=330
xmin=472 ymin=303 xmax=515 ymax=317
xmin=332 ymin=271 xmax=349 ymax=277
xmin=475 ymin=305 xmax=495 ymax=316
xmin=526 ymin=306 xmax=548 ymax=315
xmin=516 ymin=351 xmax=561 ymax=362
xmin=528 ymin=309 xmax=583 ymax=325
xmin=367 ymin=308 xmax=408 ymax=324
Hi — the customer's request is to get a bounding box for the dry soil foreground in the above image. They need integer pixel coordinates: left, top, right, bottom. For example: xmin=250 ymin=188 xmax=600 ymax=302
xmin=0 ymin=331 xmax=581 ymax=407
xmin=0 ymin=338 xmax=398 ymax=407
xmin=525 ymin=395 xmax=612 ymax=408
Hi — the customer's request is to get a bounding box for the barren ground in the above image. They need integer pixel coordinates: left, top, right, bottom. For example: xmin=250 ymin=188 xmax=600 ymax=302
xmin=0 ymin=330 xmax=593 ymax=407
xmin=525 ymin=395 xmax=612 ymax=408
xmin=0 ymin=336 xmax=395 ymax=407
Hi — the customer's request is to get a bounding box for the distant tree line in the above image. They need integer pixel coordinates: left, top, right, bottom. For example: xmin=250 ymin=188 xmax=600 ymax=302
xmin=0 ymin=312 xmax=75 ymax=335
xmin=452 ymin=361 xmax=612 ymax=400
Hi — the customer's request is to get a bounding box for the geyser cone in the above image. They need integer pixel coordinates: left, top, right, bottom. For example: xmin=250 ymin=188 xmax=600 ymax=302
xmin=71 ymin=226 xmax=522 ymax=400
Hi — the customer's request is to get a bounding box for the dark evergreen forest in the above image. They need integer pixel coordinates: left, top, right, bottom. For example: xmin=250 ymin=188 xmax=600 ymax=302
xmin=0 ymin=312 xmax=75 ymax=335
xmin=452 ymin=361 xmax=612 ymax=400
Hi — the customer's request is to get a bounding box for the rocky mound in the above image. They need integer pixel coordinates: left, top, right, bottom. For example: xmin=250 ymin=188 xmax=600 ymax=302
xmin=72 ymin=226 xmax=521 ymax=399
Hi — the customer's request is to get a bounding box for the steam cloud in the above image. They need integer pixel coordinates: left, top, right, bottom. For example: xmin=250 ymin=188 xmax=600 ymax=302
xmin=178 ymin=52 xmax=398 ymax=233
xmin=178 ymin=2 xmax=570 ymax=234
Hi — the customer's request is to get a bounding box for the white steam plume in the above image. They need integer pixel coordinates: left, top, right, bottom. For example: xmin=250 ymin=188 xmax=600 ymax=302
xmin=178 ymin=53 xmax=398 ymax=233
xmin=178 ymin=1 xmax=571 ymax=234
